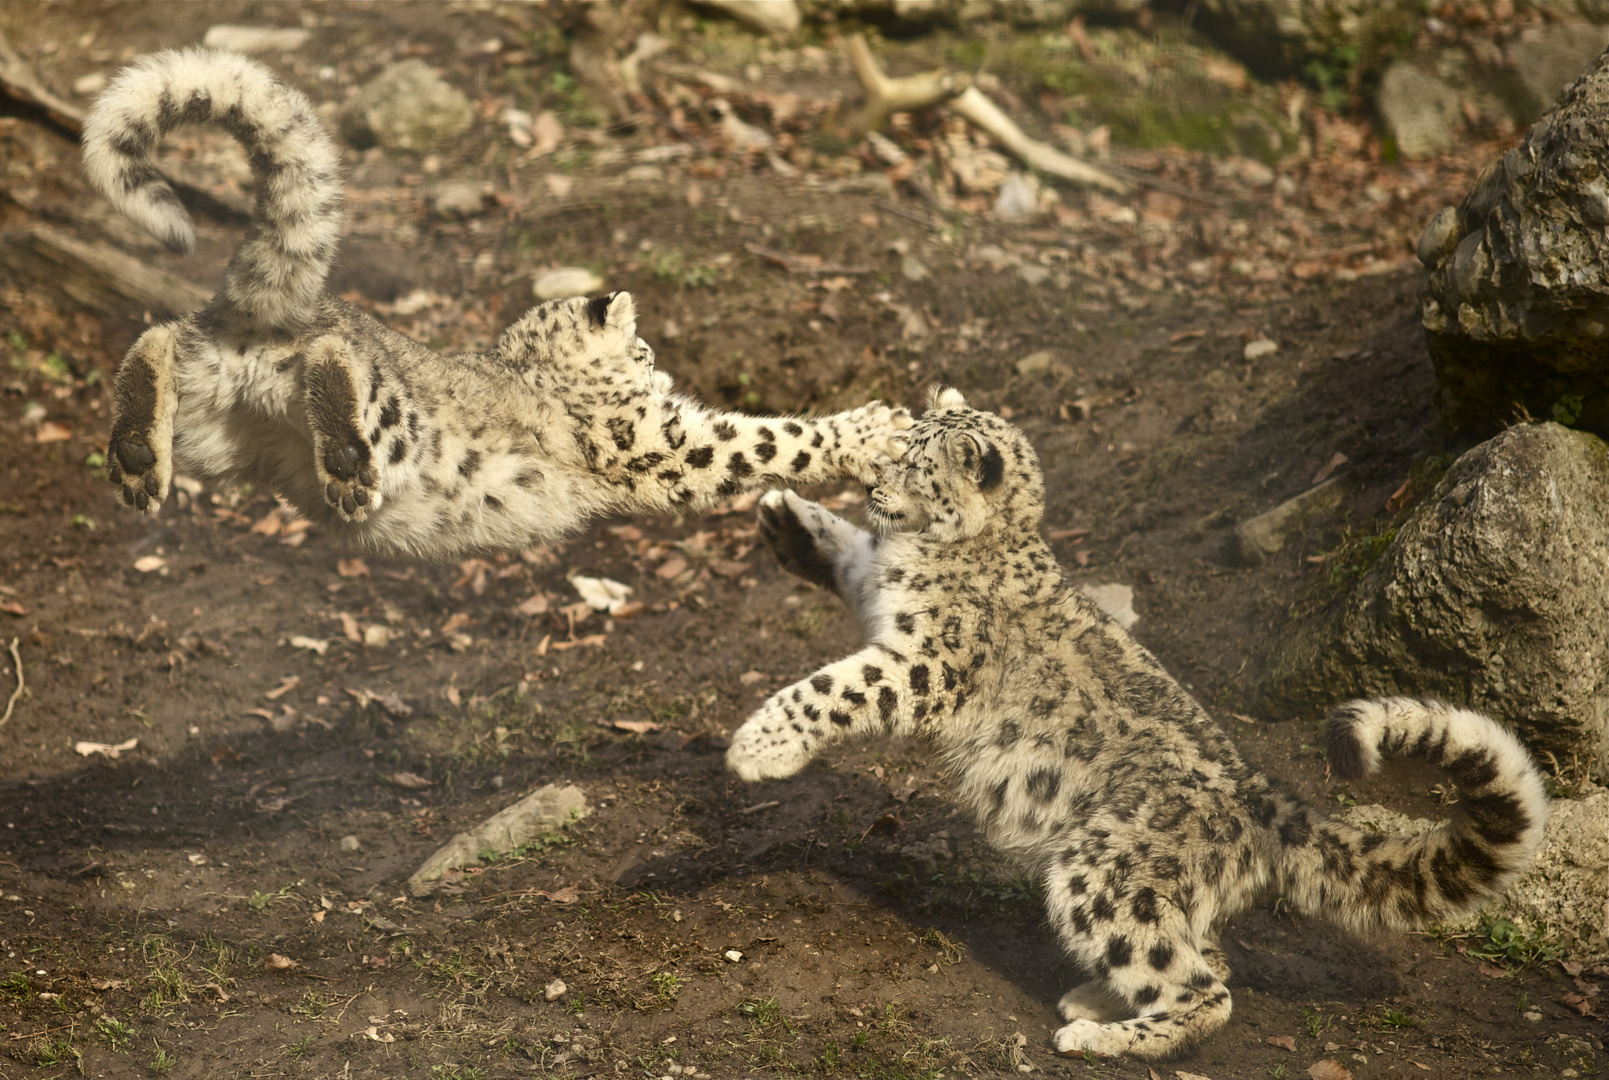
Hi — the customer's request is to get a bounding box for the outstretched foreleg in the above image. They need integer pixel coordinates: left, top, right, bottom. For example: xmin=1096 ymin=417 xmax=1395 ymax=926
xmin=726 ymin=645 xmax=915 ymax=782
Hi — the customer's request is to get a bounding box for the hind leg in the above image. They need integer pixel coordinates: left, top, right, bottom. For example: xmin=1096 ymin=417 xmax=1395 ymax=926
xmin=1044 ymin=869 xmax=1233 ymax=1060
xmin=304 ymin=336 xmax=382 ymax=521
xmin=1056 ymin=981 xmax=1126 ymax=1023
xmin=107 ymin=325 xmax=178 ymax=513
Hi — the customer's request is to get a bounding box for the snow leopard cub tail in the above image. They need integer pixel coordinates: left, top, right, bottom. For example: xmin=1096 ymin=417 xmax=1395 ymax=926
xmin=82 ymin=48 xmax=342 ymax=332
xmin=1280 ymin=698 xmax=1547 ymax=933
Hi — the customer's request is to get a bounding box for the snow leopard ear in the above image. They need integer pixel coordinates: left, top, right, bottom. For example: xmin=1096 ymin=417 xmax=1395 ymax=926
xmin=586 ymin=291 xmax=638 ymax=335
xmin=927 ymin=386 xmax=967 ymax=411
xmin=944 ymin=431 xmax=1006 ymax=491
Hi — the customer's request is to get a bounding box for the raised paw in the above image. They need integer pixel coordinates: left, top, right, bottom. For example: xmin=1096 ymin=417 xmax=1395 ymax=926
xmin=757 ymin=490 xmax=853 ymax=590
xmin=726 ymin=698 xmax=820 ymax=783
xmin=107 ymin=432 xmax=169 ymax=514
xmin=316 ymin=438 xmax=380 ymax=521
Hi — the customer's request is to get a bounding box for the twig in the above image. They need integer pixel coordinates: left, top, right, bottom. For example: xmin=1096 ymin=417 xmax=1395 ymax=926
xmin=842 ymin=33 xmax=1129 ymax=196
xmin=1 ymin=638 xmax=21 ymax=728
xmin=0 ymin=30 xmax=84 ymax=134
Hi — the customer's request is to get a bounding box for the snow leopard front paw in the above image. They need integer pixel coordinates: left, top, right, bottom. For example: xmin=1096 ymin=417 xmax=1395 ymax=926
xmin=833 ymin=401 xmax=913 ymax=484
xmin=726 ymin=698 xmax=820 ymax=783
xmin=107 ymin=325 xmax=178 ymax=515
xmin=757 ymin=490 xmax=856 ymax=591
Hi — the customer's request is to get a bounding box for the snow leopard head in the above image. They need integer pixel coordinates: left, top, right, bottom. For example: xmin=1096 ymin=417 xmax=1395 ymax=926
xmin=866 ymin=386 xmax=1044 ymax=541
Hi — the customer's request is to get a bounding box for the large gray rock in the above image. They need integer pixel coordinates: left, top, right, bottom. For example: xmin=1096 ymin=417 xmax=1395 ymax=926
xmin=1419 ymin=45 xmax=1609 ymax=436
xmin=1185 ymin=0 xmax=1423 ymax=81
xmin=1507 ymin=22 xmax=1609 ymax=120
xmin=1262 ymin=423 xmax=1609 ymax=780
xmin=1376 ymin=59 xmax=1462 ymax=159
xmin=341 ymin=59 xmax=474 ymax=152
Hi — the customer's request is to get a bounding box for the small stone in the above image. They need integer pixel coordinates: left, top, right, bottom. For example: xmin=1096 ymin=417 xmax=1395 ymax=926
xmin=994 ymin=171 xmax=1040 ymax=219
xmin=724 ymin=949 xmax=743 ymax=963
xmin=73 ymin=71 xmax=107 ymax=97
xmin=342 ymin=59 xmax=473 ymax=152
xmin=900 ymin=255 xmax=930 ymax=282
xmin=1232 ymin=478 xmax=1344 ymax=566
xmin=1243 ymin=338 xmax=1279 ymax=361
xmin=1522 ymin=1009 xmax=1543 ymax=1022
xmin=1017 ymin=264 xmax=1051 ymax=287
xmin=202 ymin=25 xmax=311 ymax=54
xmin=533 ymin=267 xmax=603 ymax=301
xmin=1016 ymin=350 xmax=1054 ymax=376
xmin=339 ymin=835 xmax=361 ymax=853
xmin=1378 ymin=60 xmax=1460 ymax=159
xmin=544 ymin=978 xmax=567 ymax=1001
xmin=430 ymin=180 xmax=493 ymax=219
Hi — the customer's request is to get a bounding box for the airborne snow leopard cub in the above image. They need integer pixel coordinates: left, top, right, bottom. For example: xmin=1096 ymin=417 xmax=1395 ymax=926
xmin=727 ymin=387 xmax=1547 ymax=1061
xmin=81 ymin=50 xmax=910 ymax=559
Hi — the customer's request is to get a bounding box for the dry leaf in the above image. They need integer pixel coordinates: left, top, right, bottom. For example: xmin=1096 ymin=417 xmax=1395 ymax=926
xmin=1308 ymin=1061 xmax=1353 ymax=1080
xmin=263 ymin=953 xmax=297 ymax=971
xmin=0 ymin=601 xmax=26 ymax=616
xmin=1407 ymin=1062 xmax=1431 ymax=1072
xmin=571 ymin=574 xmax=633 ymax=613
xmin=1267 ymin=1035 xmax=1297 ymax=1051
xmin=337 ymin=612 xmax=362 ymax=642
xmin=133 ymin=555 xmax=167 ymax=573
xmin=34 ymin=421 xmax=72 ymax=443
xmin=515 ymin=593 xmax=551 ymax=616
xmin=549 ymin=634 xmax=607 ymax=651
xmin=606 ymin=718 xmax=660 ymax=734
xmin=1478 ymin=962 xmax=1509 ymax=978
xmin=265 ymin=676 xmax=301 ymax=701
xmin=708 ymin=558 xmax=749 ymax=579
xmin=537 ymin=885 xmax=579 ymax=903
xmin=1311 ymin=451 xmax=1349 ymax=486
xmin=441 ymin=612 xmax=473 ymax=634
xmin=656 ymin=557 xmax=688 ymax=580
xmin=288 ymin=635 xmax=329 ymax=655
xmin=337 ymin=558 xmax=370 ymax=578
xmin=250 ymin=514 xmax=282 ymax=536
xmin=75 ymin=738 xmax=138 ymax=758
xmin=739 ymin=670 xmax=767 ymax=686
xmin=388 ymin=771 xmax=432 ymax=789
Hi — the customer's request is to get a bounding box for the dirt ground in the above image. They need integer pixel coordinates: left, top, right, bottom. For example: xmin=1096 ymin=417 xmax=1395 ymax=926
xmin=0 ymin=3 xmax=1604 ymax=1079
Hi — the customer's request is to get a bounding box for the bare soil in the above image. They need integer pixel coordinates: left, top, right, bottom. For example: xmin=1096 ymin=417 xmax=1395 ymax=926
xmin=0 ymin=4 xmax=1602 ymax=1079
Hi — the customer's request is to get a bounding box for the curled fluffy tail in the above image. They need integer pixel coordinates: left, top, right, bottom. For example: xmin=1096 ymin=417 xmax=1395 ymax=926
xmin=1276 ymin=698 xmax=1547 ymax=933
xmin=82 ymin=48 xmax=342 ymax=331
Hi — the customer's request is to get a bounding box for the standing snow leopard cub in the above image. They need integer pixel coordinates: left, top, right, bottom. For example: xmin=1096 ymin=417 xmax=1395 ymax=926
xmin=81 ymin=50 xmax=910 ymax=559
xmin=727 ymin=387 xmax=1547 ymax=1061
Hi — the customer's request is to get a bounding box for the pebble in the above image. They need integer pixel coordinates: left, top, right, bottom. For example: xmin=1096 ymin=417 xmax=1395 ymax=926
xmin=1243 ymin=338 xmax=1279 ymax=360
xmin=339 ymin=835 xmax=361 ymax=853
xmin=202 ymin=25 xmax=311 ymax=53
xmin=724 ymin=949 xmax=743 ymax=963
xmin=544 ymin=978 xmax=567 ymax=1001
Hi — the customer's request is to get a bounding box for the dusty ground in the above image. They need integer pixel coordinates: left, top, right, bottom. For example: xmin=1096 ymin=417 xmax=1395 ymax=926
xmin=0 ymin=4 xmax=1604 ymax=1079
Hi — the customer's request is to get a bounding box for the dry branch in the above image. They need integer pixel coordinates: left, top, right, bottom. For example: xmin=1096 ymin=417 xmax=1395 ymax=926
xmin=1 ymin=638 xmax=22 ymax=728
xmin=0 ymin=30 xmax=84 ymax=133
xmin=842 ymin=33 xmax=1129 ymax=196
xmin=0 ymin=225 xmax=212 ymax=317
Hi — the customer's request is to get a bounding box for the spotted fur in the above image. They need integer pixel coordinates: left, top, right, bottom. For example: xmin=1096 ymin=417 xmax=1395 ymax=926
xmin=730 ymin=387 xmax=1548 ymax=1062
xmin=83 ymin=49 xmax=910 ymax=558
